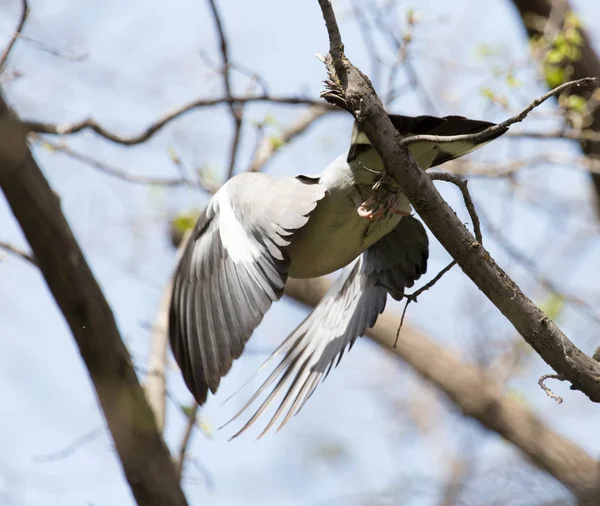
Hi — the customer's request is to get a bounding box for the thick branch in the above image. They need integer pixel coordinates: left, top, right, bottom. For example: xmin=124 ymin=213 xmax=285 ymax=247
xmin=316 ymin=0 xmax=600 ymax=403
xmin=285 ymin=277 xmax=600 ymax=501
xmin=0 ymin=93 xmax=187 ymax=505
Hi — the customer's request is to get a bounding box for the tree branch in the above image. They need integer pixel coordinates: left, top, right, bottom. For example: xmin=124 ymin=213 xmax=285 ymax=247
xmin=315 ymin=0 xmax=600 ymax=403
xmin=0 ymin=92 xmax=188 ymax=505
xmin=0 ymin=0 xmax=29 ymax=72
xmin=400 ymin=77 xmax=598 ymax=148
xmin=33 ymin=136 xmax=206 ymax=189
xmin=284 ymin=277 xmax=600 ymax=502
xmin=143 ymin=281 xmax=172 ymax=433
xmin=206 ymin=0 xmax=244 ymax=179
xmin=24 ymin=95 xmax=330 ymax=146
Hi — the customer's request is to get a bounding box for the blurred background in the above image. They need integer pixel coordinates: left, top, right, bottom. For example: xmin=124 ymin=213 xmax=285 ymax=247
xmin=1 ymin=0 xmax=599 ymax=504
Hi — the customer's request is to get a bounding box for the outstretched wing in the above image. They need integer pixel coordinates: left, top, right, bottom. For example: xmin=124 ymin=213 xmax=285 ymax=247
xmin=226 ymin=215 xmax=429 ymax=437
xmin=169 ymin=172 xmax=326 ymax=404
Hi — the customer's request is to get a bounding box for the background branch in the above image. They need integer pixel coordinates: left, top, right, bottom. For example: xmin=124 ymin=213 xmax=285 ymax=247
xmin=0 ymin=0 xmax=29 ymax=72
xmin=0 ymin=93 xmax=188 ymax=505
xmin=24 ymin=95 xmax=331 ymax=145
xmin=284 ymin=277 xmax=600 ymax=502
xmin=206 ymin=0 xmax=244 ymax=179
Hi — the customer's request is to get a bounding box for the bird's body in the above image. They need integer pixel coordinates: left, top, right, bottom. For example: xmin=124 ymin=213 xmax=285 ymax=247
xmin=286 ymin=154 xmax=406 ymax=278
xmin=169 ymin=113 xmax=508 ymax=437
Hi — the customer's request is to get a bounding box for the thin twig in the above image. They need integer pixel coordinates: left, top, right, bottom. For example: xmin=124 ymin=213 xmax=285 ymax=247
xmin=0 ymin=240 xmax=37 ymax=266
xmin=429 ymin=172 xmax=483 ymax=244
xmin=394 ymin=260 xmax=457 ymax=348
xmin=24 ymin=95 xmax=332 ymax=145
xmin=538 ymin=374 xmax=565 ymax=404
xmin=33 ymin=136 xmax=220 ymax=191
xmin=206 ymin=0 xmax=243 ymax=179
xmin=399 ymin=77 xmax=599 ymax=147
xmin=394 ymin=171 xmax=482 ymax=345
xmin=33 ymin=426 xmax=103 ymax=463
xmin=0 ymin=0 xmax=29 ymax=72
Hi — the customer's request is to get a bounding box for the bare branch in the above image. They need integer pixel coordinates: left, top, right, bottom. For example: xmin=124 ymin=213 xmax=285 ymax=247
xmin=24 ymin=95 xmax=331 ymax=145
xmin=429 ymin=172 xmax=483 ymax=244
xmin=0 ymin=92 xmax=188 ymax=505
xmin=539 ymin=374 xmax=565 ymax=404
xmin=144 ymin=231 xmax=193 ymax=434
xmin=0 ymin=0 xmax=29 ymax=72
xmin=400 ymin=77 xmax=599 ymax=148
xmin=248 ymin=105 xmax=329 ymax=172
xmin=285 ymin=277 xmax=600 ymax=500
xmin=143 ymin=282 xmax=172 ymax=433
xmin=315 ymin=1 xmax=600 ymax=404
xmin=33 ymin=426 xmax=103 ymax=463
xmin=393 ymin=260 xmax=457 ymax=348
xmin=0 ymin=240 xmax=36 ymax=266
xmin=33 ymin=136 xmax=206 ymax=189
xmin=206 ymin=0 xmax=244 ymax=179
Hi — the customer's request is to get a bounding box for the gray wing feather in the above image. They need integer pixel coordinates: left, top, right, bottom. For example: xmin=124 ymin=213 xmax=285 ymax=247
xmin=169 ymin=173 xmax=325 ymax=405
xmin=226 ymin=215 xmax=429 ymax=437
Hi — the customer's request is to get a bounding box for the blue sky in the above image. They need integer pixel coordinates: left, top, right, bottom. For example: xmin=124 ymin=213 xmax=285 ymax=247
xmin=0 ymin=0 xmax=599 ymax=504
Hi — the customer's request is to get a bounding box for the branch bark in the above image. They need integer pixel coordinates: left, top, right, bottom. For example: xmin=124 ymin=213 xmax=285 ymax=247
xmin=0 ymin=92 xmax=188 ymax=505
xmin=285 ymin=277 xmax=600 ymax=502
xmin=315 ymin=0 xmax=600 ymax=403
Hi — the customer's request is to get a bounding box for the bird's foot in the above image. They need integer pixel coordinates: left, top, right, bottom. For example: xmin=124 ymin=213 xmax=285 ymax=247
xmin=357 ymin=198 xmax=385 ymax=219
xmin=358 ymin=194 xmax=410 ymax=220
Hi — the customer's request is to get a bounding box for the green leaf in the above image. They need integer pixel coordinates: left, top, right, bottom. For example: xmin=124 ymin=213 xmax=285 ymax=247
xmin=565 ymin=94 xmax=587 ymax=113
xmin=172 ymin=212 xmax=199 ymax=234
xmin=263 ymin=113 xmax=279 ymax=127
xmin=268 ymin=136 xmax=285 ymax=151
xmin=506 ymin=72 xmax=521 ymax=88
xmin=544 ymin=65 xmax=567 ymax=88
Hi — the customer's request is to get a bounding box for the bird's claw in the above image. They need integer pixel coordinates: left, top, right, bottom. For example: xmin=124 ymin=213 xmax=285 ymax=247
xmin=358 ymin=194 xmax=410 ymax=220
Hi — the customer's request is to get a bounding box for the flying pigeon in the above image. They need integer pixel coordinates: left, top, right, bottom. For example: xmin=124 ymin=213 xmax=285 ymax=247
xmin=169 ymin=114 xmax=507 ymax=437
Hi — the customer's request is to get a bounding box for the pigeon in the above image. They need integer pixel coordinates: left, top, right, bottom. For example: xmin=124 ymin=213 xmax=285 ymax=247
xmin=169 ymin=114 xmax=507 ymax=437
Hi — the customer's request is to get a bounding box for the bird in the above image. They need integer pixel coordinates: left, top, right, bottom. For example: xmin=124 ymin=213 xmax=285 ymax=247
xmin=168 ymin=113 xmax=507 ymax=438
